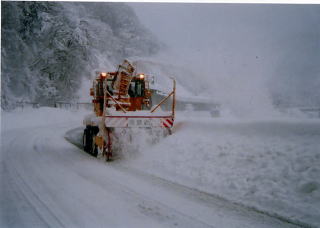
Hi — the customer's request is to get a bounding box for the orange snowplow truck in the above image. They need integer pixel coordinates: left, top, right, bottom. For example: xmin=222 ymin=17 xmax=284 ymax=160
xmin=83 ymin=60 xmax=176 ymax=161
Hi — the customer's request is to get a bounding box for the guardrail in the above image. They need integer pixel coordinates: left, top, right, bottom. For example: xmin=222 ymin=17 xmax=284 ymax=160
xmin=55 ymin=102 xmax=92 ymax=110
xmin=14 ymin=101 xmax=319 ymax=118
xmin=299 ymin=108 xmax=320 ymax=118
xmin=15 ymin=102 xmax=93 ymax=110
xmin=16 ymin=102 xmax=40 ymax=109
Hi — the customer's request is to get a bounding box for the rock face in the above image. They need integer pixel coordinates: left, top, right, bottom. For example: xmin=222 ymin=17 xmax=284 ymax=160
xmin=1 ymin=2 xmax=160 ymax=109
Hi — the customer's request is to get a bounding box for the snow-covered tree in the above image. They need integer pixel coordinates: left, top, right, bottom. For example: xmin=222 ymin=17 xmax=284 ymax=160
xmin=1 ymin=2 xmax=160 ymax=109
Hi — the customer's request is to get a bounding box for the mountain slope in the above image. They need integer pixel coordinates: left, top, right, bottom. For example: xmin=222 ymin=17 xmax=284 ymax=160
xmin=1 ymin=2 xmax=160 ymax=109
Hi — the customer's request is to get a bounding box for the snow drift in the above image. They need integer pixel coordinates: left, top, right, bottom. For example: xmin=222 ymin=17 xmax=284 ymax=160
xmin=120 ymin=112 xmax=320 ymax=227
xmin=2 ymin=107 xmax=320 ymax=227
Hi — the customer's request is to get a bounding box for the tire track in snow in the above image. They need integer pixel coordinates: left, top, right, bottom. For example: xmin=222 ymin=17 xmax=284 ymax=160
xmin=1 ymin=129 xmax=65 ymax=228
xmin=62 ymin=129 xmax=215 ymax=227
xmin=3 ymin=126 xmax=213 ymax=227
xmin=65 ymin=127 xmax=306 ymax=228
xmin=111 ymin=164 xmax=315 ymax=228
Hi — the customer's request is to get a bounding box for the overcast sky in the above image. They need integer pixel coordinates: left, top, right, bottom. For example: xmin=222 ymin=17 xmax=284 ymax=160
xmin=129 ymin=3 xmax=319 ymax=59
xmin=128 ymin=3 xmax=320 ymax=109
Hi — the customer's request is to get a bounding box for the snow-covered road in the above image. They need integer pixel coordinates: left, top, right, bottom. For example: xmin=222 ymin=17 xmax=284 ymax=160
xmin=0 ymin=108 xmax=303 ymax=228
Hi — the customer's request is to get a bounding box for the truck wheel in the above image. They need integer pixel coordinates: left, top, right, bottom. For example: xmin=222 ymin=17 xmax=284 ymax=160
xmin=83 ymin=127 xmax=92 ymax=152
xmin=91 ymin=135 xmax=98 ymax=157
xmin=83 ymin=129 xmax=87 ymax=151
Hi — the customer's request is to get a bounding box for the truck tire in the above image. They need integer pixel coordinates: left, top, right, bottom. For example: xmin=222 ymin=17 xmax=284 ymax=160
xmin=91 ymin=135 xmax=98 ymax=157
xmin=83 ymin=127 xmax=92 ymax=152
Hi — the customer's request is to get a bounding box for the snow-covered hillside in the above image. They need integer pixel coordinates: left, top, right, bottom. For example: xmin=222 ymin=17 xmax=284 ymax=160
xmin=1 ymin=2 xmax=160 ymax=109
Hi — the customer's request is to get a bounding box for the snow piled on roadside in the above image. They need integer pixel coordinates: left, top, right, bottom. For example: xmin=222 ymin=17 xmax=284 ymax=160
xmin=1 ymin=107 xmax=90 ymax=132
xmin=2 ymin=107 xmax=319 ymax=227
xmin=121 ymin=112 xmax=320 ymax=227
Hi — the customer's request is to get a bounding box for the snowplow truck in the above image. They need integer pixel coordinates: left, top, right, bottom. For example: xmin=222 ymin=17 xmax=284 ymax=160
xmin=83 ymin=60 xmax=176 ymax=161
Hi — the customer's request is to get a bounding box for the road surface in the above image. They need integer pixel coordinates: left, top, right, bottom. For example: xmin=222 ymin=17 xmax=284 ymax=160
xmin=0 ymin=120 xmax=302 ymax=228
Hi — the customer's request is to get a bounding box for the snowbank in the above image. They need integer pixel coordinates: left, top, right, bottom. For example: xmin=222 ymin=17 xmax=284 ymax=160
xmin=1 ymin=107 xmax=90 ymax=132
xmin=121 ymin=112 xmax=320 ymax=227
xmin=2 ymin=108 xmax=319 ymax=227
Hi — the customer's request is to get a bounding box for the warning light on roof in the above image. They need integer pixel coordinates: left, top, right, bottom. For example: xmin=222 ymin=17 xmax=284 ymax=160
xmin=139 ymin=74 xmax=145 ymax=79
xmin=101 ymin=72 xmax=107 ymax=77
